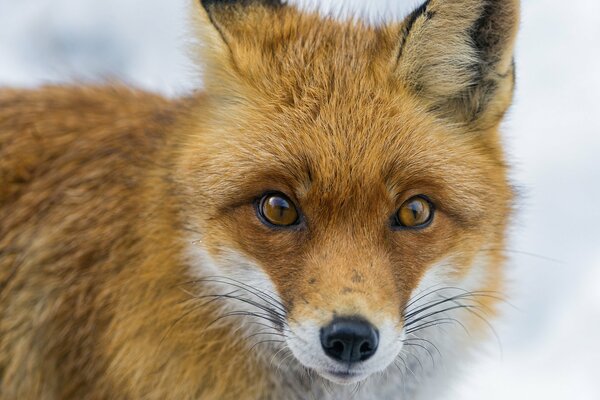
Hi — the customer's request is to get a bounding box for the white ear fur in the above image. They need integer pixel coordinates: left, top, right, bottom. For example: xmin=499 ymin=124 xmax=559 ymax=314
xmin=191 ymin=1 xmax=236 ymax=87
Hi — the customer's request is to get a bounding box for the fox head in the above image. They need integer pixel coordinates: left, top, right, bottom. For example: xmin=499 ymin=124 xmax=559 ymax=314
xmin=176 ymin=0 xmax=519 ymax=385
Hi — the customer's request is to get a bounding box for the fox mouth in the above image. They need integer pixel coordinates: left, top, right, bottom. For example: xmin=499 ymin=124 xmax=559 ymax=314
xmin=319 ymin=369 xmax=368 ymax=385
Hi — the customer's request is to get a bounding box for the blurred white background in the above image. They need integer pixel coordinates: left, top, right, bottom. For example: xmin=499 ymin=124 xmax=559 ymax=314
xmin=1 ymin=0 xmax=599 ymax=398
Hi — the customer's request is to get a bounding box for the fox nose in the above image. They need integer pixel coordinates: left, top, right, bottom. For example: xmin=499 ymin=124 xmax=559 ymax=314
xmin=320 ymin=317 xmax=379 ymax=363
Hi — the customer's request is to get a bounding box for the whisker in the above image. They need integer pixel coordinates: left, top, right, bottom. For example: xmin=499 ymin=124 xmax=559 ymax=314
xmin=206 ymin=310 xmax=286 ymax=330
xmin=397 ymin=352 xmax=419 ymax=382
xmin=184 ymin=276 xmax=287 ymax=315
xmin=271 ymin=345 xmax=294 ymax=373
xmin=405 ymin=291 xmax=497 ymax=322
xmin=406 ymin=318 xmax=467 ymax=336
xmin=434 ymin=299 xmax=504 ymax=355
xmin=192 ymin=293 xmax=286 ymax=327
xmin=402 ymin=342 xmax=435 ymax=367
xmin=403 ymin=285 xmax=452 ymax=311
xmin=439 ymin=298 xmax=504 ymax=357
xmin=243 ymin=329 xmax=288 ymax=342
xmin=403 ymin=336 xmax=442 ymax=359
xmin=249 ymin=339 xmax=286 ymax=352
xmin=397 ymin=347 xmax=424 ymax=374
xmin=158 ymin=292 xmax=240 ymax=348
xmin=393 ymin=359 xmax=409 ymax=399
xmin=480 ymin=247 xmax=565 ymax=264
xmin=406 ymin=304 xmax=476 ymax=329
xmin=206 ymin=276 xmax=288 ymax=312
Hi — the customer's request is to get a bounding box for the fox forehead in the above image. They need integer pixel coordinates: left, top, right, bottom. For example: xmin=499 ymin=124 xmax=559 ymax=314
xmin=206 ymin=8 xmax=400 ymax=92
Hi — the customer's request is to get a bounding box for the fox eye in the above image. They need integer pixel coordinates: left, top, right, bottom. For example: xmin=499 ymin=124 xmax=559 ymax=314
xmin=393 ymin=196 xmax=434 ymax=229
xmin=257 ymin=192 xmax=300 ymax=227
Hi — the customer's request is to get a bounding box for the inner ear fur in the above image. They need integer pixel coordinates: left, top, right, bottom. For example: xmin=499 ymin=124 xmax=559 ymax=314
xmin=395 ymin=0 xmax=520 ymax=128
xmin=199 ymin=0 xmax=285 ymax=47
xmin=193 ymin=0 xmax=286 ymax=93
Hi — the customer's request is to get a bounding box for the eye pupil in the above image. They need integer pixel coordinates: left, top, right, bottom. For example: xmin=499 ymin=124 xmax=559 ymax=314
xmin=259 ymin=193 xmax=300 ymax=227
xmin=271 ymin=198 xmax=289 ymax=218
xmin=395 ymin=196 xmax=434 ymax=229
xmin=410 ymin=204 xmax=421 ymax=219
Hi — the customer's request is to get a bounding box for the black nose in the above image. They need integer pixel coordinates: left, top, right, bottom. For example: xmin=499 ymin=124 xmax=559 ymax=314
xmin=320 ymin=317 xmax=379 ymax=363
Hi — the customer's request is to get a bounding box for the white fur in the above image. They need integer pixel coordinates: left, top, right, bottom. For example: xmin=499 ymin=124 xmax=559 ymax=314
xmin=185 ymin=235 xmax=496 ymax=400
xmin=286 ymin=319 xmax=405 ymax=385
xmin=185 ymin=235 xmax=286 ymax=344
xmin=403 ymin=256 xmax=494 ymax=400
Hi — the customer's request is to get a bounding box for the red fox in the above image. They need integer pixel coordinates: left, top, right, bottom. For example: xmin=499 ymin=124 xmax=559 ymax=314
xmin=0 ymin=0 xmax=519 ymax=399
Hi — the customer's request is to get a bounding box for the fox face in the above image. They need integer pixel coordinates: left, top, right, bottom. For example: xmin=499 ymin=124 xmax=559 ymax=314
xmin=179 ymin=0 xmax=518 ymax=388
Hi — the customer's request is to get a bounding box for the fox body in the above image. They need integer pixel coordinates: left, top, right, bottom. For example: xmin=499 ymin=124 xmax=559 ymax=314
xmin=0 ymin=0 xmax=519 ymax=399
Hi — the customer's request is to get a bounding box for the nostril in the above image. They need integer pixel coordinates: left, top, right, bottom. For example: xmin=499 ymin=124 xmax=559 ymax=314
xmin=329 ymin=339 xmax=345 ymax=358
xmin=320 ymin=317 xmax=379 ymax=363
xmin=360 ymin=341 xmax=372 ymax=353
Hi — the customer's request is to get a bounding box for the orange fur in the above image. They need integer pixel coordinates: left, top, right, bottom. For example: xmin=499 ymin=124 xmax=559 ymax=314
xmin=1 ymin=1 xmax=519 ymax=399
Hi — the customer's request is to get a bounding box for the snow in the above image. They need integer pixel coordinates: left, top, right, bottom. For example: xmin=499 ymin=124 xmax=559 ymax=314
xmin=1 ymin=0 xmax=599 ymax=398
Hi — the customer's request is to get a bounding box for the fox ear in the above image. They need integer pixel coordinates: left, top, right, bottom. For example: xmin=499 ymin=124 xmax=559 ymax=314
xmin=395 ymin=0 xmax=520 ymax=127
xmin=196 ymin=0 xmax=285 ymax=57
xmin=199 ymin=0 xmax=284 ymax=43
xmin=194 ymin=0 xmax=285 ymax=89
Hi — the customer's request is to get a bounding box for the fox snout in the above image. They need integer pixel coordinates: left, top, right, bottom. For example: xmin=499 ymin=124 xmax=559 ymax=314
xmin=280 ymin=246 xmax=405 ymax=384
xmin=286 ymin=307 xmax=403 ymax=385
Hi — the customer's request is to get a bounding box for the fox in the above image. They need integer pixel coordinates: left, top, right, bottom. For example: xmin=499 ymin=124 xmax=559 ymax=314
xmin=0 ymin=0 xmax=520 ymax=399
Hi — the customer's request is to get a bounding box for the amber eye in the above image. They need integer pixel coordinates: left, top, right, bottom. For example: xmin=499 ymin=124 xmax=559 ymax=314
xmin=394 ymin=196 xmax=434 ymax=229
xmin=258 ymin=192 xmax=300 ymax=227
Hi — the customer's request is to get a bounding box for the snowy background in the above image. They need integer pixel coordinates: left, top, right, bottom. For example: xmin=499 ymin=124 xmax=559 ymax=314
xmin=1 ymin=0 xmax=599 ymax=398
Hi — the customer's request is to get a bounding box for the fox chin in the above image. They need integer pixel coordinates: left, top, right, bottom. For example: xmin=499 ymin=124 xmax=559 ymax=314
xmin=0 ymin=0 xmax=519 ymax=399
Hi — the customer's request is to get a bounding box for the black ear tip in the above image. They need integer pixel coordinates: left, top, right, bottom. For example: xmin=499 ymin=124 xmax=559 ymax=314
xmin=200 ymin=0 xmax=284 ymax=8
xmin=200 ymin=0 xmax=233 ymax=8
xmin=201 ymin=0 xmax=236 ymax=6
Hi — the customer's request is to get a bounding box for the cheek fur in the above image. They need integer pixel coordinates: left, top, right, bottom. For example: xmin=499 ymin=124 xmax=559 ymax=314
xmin=184 ymin=237 xmax=287 ymax=333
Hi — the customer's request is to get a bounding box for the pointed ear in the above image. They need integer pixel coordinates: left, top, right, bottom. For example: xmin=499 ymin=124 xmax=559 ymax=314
xmin=193 ymin=0 xmax=285 ymax=90
xmin=395 ymin=0 xmax=520 ymax=127
xmin=199 ymin=0 xmax=284 ymax=46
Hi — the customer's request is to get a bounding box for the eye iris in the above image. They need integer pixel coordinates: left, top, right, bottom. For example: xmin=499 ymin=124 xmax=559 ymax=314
xmin=261 ymin=194 xmax=299 ymax=226
xmin=398 ymin=197 xmax=432 ymax=227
